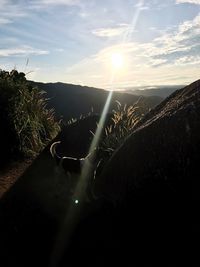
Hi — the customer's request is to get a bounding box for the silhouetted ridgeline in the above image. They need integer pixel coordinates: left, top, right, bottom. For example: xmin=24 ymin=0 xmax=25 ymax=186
xmin=95 ymin=79 xmax=200 ymax=235
xmin=29 ymin=81 xmax=163 ymax=120
xmin=57 ymin=80 xmax=199 ymax=263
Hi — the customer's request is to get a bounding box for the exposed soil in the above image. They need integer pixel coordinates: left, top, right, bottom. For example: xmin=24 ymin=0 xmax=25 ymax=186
xmin=0 ymin=159 xmax=34 ymax=198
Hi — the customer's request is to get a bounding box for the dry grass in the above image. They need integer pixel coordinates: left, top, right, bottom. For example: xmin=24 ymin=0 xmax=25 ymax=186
xmin=100 ymin=100 xmax=149 ymax=156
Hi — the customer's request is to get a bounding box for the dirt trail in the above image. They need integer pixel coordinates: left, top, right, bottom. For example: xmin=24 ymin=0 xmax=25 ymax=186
xmin=0 ymin=159 xmax=33 ymax=198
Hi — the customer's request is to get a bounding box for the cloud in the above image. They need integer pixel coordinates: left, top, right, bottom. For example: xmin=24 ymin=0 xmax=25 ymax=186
xmin=0 ymin=1 xmax=28 ymax=26
xmin=0 ymin=0 xmax=80 ymax=22
xmin=175 ymin=55 xmax=200 ymax=65
xmin=0 ymin=46 xmax=49 ymax=57
xmin=124 ymin=12 xmax=200 ymax=70
xmin=92 ymin=24 xmax=129 ymax=38
xmin=29 ymin=0 xmax=81 ymax=8
xmin=64 ymin=13 xmax=200 ymax=88
xmin=54 ymin=48 xmax=64 ymax=52
xmin=134 ymin=1 xmax=150 ymax=10
xmin=88 ymin=13 xmax=200 ymax=67
xmin=0 ymin=18 xmax=12 ymax=25
xmin=37 ymin=0 xmax=79 ymax=4
xmin=176 ymin=0 xmax=200 ymax=4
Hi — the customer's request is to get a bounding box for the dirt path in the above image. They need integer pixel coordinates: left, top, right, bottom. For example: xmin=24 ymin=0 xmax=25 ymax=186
xmin=0 ymin=159 xmax=34 ymax=199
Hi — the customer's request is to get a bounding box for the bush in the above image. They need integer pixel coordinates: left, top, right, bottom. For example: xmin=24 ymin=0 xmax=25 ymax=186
xmin=0 ymin=69 xmax=60 ymax=163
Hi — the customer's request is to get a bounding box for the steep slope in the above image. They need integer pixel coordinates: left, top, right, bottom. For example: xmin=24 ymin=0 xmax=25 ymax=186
xmin=95 ymin=79 xmax=200 ymax=230
xmin=60 ymin=80 xmax=200 ymax=263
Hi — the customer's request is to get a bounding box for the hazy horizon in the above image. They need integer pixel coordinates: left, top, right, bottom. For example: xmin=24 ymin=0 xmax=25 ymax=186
xmin=0 ymin=0 xmax=200 ymax=89
xmin=31 ymin=78 xmax=186 ymax=90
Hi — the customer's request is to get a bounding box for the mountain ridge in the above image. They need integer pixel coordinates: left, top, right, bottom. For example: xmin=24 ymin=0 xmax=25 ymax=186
xmin=29 ymin=81 xmax=163 ymax=121
xmin=125 ymin=84 xmax=185 ymax=98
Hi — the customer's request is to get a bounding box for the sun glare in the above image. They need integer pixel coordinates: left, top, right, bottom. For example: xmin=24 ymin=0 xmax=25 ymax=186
xmin=111 ymin=52 xmax=124 ymax=70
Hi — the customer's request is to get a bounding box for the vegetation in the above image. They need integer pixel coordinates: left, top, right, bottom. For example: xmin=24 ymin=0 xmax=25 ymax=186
xmin=88 ymin=99 xmax=151 ymax=179
xmin=99 ymin=99 xmax=150 ymax=157
xmin=66 ymin=107 xmax=94 ymax=126
xmin=0 ymin=69 xmax=60 ymax=164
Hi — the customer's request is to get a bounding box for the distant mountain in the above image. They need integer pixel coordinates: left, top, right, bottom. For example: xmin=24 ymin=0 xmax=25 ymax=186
xmin=29 ymin=81 xmax=163 ymax=121
xmin=123 ymin=85 xmax=185 ymax=98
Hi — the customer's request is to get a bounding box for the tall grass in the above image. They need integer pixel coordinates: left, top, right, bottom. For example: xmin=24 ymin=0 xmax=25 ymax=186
xmin=100 ymin=99 xmax=150 ymax=157
xmin=0 ymin=69 xmax=60 ymax=160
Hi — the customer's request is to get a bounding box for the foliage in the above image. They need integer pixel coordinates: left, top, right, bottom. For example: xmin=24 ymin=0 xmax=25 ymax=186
xmin=0 ymin=69 xmax=60 ymax=161
xmin=99 ymin=99 xmax=150 ymax=157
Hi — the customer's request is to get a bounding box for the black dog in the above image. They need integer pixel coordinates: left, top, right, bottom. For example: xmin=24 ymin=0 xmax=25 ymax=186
xmin=50 ymin=141 xmax=98 ymax=202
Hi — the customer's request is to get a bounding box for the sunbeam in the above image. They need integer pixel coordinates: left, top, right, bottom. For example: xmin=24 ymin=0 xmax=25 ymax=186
xmin=73 ymin=0 xmax=145 ymax=203
xmin=83 ymin=0 xmax=144 ymax=163
xmin=122 ymin=0 xmax=144 ymax=43
xmin=50 ymin=1 xmax=144 ymax=266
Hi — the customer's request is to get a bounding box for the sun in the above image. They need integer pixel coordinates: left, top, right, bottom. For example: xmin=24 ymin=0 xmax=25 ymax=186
xmin=111 ymin=52 xmax=124 ymax=70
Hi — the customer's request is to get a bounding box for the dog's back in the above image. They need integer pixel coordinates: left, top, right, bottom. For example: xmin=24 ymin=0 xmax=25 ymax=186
xmin=61 ymin=157 xmax=82 ymax=174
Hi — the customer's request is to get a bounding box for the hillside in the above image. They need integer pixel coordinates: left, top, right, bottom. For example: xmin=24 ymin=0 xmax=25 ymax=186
xmin=30 ymin=81 xmax=163 ymax=120
xmin=96 ymin=79 xmax=200 ymax=197
xmin=0 ymin=80 xmax=199 ymax=266
xmin=0 ymin=114 xmax=104 ymax=267
xmin=94 ymin=79 xmax=199 ymax=245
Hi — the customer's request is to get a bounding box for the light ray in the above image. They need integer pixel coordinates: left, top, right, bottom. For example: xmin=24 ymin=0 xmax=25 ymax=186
xmin=84 ymin=0 xmax=144 ymax=157
xmin=122 ymin=0 xmax=144 ymax=44
xmin=50 ymin=1 xmax=144 ymax=266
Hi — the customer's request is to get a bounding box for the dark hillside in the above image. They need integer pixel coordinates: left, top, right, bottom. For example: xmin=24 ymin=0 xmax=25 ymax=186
xmin=63 ymin=80 xmax=199 ymax=263
xmin=0 ymin=80 xmax=198 ymax=265
xmin=94 ymin=79 xmax=200 ymax=237
xmin=0 ymin=115 xmax=102 ymax=267
xmin=30 ymin=81 xmax=163 ymax=120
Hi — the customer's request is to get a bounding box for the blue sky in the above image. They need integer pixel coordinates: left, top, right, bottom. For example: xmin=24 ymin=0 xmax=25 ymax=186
xmin=0 ymin=0 xmax=200 ymax=89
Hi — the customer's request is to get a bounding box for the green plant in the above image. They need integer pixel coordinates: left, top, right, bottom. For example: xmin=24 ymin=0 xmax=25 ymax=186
xmin=0 ymin=69 xmax=60 ymax=159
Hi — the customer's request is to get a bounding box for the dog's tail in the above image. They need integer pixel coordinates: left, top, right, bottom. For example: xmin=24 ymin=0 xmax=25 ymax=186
xmin=50 ymin=141 xmax=61 ymax=165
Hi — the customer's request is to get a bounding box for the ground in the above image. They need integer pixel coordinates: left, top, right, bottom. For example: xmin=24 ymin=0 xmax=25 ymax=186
xmin=0 ymin=159 xmax=34 ymax=198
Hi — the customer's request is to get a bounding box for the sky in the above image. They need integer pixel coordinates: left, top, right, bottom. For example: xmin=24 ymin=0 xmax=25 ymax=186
xmin=0 ymin=0 xmax=200 ymax=89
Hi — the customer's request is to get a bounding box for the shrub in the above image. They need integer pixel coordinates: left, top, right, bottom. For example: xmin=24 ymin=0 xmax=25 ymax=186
xmin=0 ymin=69 xmax=60 ymax=163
